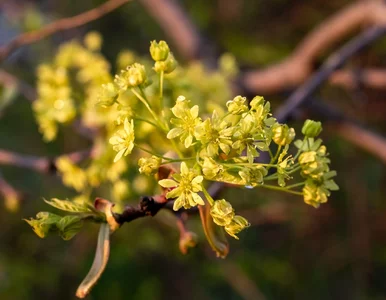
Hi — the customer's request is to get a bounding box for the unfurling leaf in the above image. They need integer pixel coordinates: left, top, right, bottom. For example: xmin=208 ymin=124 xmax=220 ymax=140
xmin=45 ymin=198 xmax=95 ymax=213
xmin=25 ymin=212 xmax=84 ymax=241
xmin=76 ymin=223 xmax=110 ymax=299
xmin=24 ymin=212 xmax=61 ymax=238
xmin=57 ymin=215 xmax=83 ymax=240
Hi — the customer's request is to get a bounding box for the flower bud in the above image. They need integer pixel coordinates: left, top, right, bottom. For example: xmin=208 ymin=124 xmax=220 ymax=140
xmin=226 ymin=96 xmax=248 ymax=115
xmin=202 ymin=157 xmax=223 ymax=180
xmin=154 ymin=52 xmax=178 ymax=74
xmin=272 ymin=124 xmax=295 ymax=146
xmin=114 ymin=63 xmax=147 ymax=90
xmin=210 ymin=199 xmax=235 ymax=226
xmin=249 ymin=96 xmax=264 ymax=110
xmin=150 ymin=40 xmax=170 ymax=61
xmin=97 ymin=83 xmax=118 ymax=107
xmin=302 ymin=119 xmax=322 ymax=137
xmin=84 ymin=31 xmax=102 ymax=51
xmin=138 ymin=156 xmax=162 ymax=176
xmin=224 ymin=215 xmax=250 ymax=239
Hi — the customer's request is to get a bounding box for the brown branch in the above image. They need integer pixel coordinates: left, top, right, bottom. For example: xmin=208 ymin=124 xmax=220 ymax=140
xmin=0 ymin=148 xmax=93 ymax=174
xmin=275 ymin=26 xmax=386 ymax=122
xmin=0 ymin=69 xmax=36 ymax=102
xmin=137 ymin=0 xmax=201 ymax=60
xmin=0 ymin=0 xmax=131 ymax=62
xmin=114 ymin=195 xmax=167 ymax=224
xmin=331 ymin=121 xmax=386 ymax=164
xmin=242 ymin=0 xmax=386 ymax=94
xmin=329 ymin=68 xmax=386 ymax=90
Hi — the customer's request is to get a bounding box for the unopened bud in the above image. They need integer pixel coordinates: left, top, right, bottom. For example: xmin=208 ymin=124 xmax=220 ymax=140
xmin=272 ymin=124 xmax=295 ymax=146
xmin=150 ymin=40 xmax=170 ymax=61
xmin=154 ymin=52 xmax=177 ymax=74
xmin=302 ymin=119 xmax=322 ymax=137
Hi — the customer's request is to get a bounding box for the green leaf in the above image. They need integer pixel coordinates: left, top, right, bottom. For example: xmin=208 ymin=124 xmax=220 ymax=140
xmin=24 ymin=212 xmax=61 ymax=238
xmin=324 ymin=179 xmax=339 ymax=191
xmin=57 ymin=215 xmax=83 ymax=241
xmin=76 ymin=223 xmax=110 ymax=298
xmin=45 ymin=198 xmax=94 ymax=213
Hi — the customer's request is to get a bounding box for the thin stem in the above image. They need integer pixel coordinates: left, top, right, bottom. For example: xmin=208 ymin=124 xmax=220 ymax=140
xmin=293 ymin=138 xmax=305 ymax=161
xmin=270 ymin=145 xmax=282 ymax=164
xmin=159 ymin=70 xmax=164 ymax=104
xmin=224 ymin=162 xmax=278 ymax=168
xmin=287 ymin=165 xmax=301 ymax=175
xmin=263 ymin=164 xmax=301 ymax=181
xmin=134 ymin=143 xmax=171 ymax=160
xmin=134 ymin=117 xmax=159 ymax=129
xmin=160 ymin=157 xmax=195 ymax=163
xmin=202 ymin=186 xmax=215 ymax=206
xmin=258 ymin=184 xmax=303 ymax=196
xmin=131 ymin=88 xmax=163 ymax=129
xmin=170 ymin=139 xmax=184 ymax=158
xmin=268 ymin=147 xmax=274 ymax=160
xmin=267 ymin=145 xmax=282 ymax=171
xmin=284 ymin=182 xmax=305 ymax=189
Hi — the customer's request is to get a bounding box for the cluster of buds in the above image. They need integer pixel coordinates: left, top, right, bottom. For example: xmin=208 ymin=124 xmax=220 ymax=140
xmin=296 ymin=120 xmax=339 ymax=207
xmin=210 ymin=199 xmax=249 ymax=239
xmin=150 ymin=40 xmax=177 ymax=74
xmin=114 ymin=63 xmax=148 ymax=90
xmin=138 ymin=156 xmax=162 ymax=175
xmin=97 ymin=82 xmax=119 ymax=107
xmin=272 ymin=123 xmax=295 ymax=146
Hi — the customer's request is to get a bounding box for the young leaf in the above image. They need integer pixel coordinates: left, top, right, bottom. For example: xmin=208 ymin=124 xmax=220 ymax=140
xmin=24 ymin=212 xmax=61 ymax=238
xmin=76 ymin=223 xmax=110 ymax=299
xmin=57 ymin=215 xmax=83 ymax=241
xmin=45 ymin=198 xmax=94 ymax=213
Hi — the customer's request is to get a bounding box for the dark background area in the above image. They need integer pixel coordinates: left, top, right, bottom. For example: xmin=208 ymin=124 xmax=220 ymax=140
xmin=1 ymin=0 xmax=386 ymax=299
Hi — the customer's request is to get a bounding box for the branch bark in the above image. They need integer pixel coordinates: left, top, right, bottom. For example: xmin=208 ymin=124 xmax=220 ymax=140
xmin=329 ymin=68 xmax=386 ymax=90
xmin=0 ymin=148 xmax=92 ymax=174
xmin=137 ymin=0 xmax=201 ymax=61
xmin=242 ymin=0 xmax=386 ymax=94
xmin=332 ymin=121 xmax=386 ymax=164
xmin=275 ymin=26 xmax=386 ymax=122
xmin=0 ymin=69 xmax=36 ymax=102
xmin=0 ymin=0 xmax=131 ymax=62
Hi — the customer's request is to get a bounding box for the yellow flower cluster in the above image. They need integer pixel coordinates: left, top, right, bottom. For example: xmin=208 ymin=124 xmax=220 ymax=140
xmin=210 ymin=199 xmax=249 ymax=239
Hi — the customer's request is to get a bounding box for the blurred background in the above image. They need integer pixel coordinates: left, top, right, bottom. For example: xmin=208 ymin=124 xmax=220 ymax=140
xmin=1 ymin=0 xmax=386 ymax=299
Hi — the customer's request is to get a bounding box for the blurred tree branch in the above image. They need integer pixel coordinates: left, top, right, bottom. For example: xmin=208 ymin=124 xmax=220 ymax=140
xmin=275 ymin=26 xmax=386 ymax=122
xmin=332 ymin=122 xmax=386 ymax=163
xmin=0 ymin=69 xmax=36 ymax=101
xmin=0 ymin=0 xmax=131 ymax=62
xmin=329 ymin=69 xmax=386 ymax=90
xmin=242 ymin=0 xmax=386 ymax=94
xmin=0 ymin=148 xmax=93 ymax=174
xmin=138 ymin=0 xmax=201 ymax=61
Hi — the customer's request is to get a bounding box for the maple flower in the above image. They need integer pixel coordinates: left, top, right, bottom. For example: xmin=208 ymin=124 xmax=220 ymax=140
xmin=109 ymin=118 xmax=135 ymax=162
xmin=158 ymin=162 xmax=204 ymax=211
xmin=167 ymin=96 xmax=202 ymax=148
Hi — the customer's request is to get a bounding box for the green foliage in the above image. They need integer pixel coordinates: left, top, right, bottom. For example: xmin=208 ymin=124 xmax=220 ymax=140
xmin=44 ymin=198 xmax=95 ymax=213
xmin=24 ymin=211 xmax=82 ymax=240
